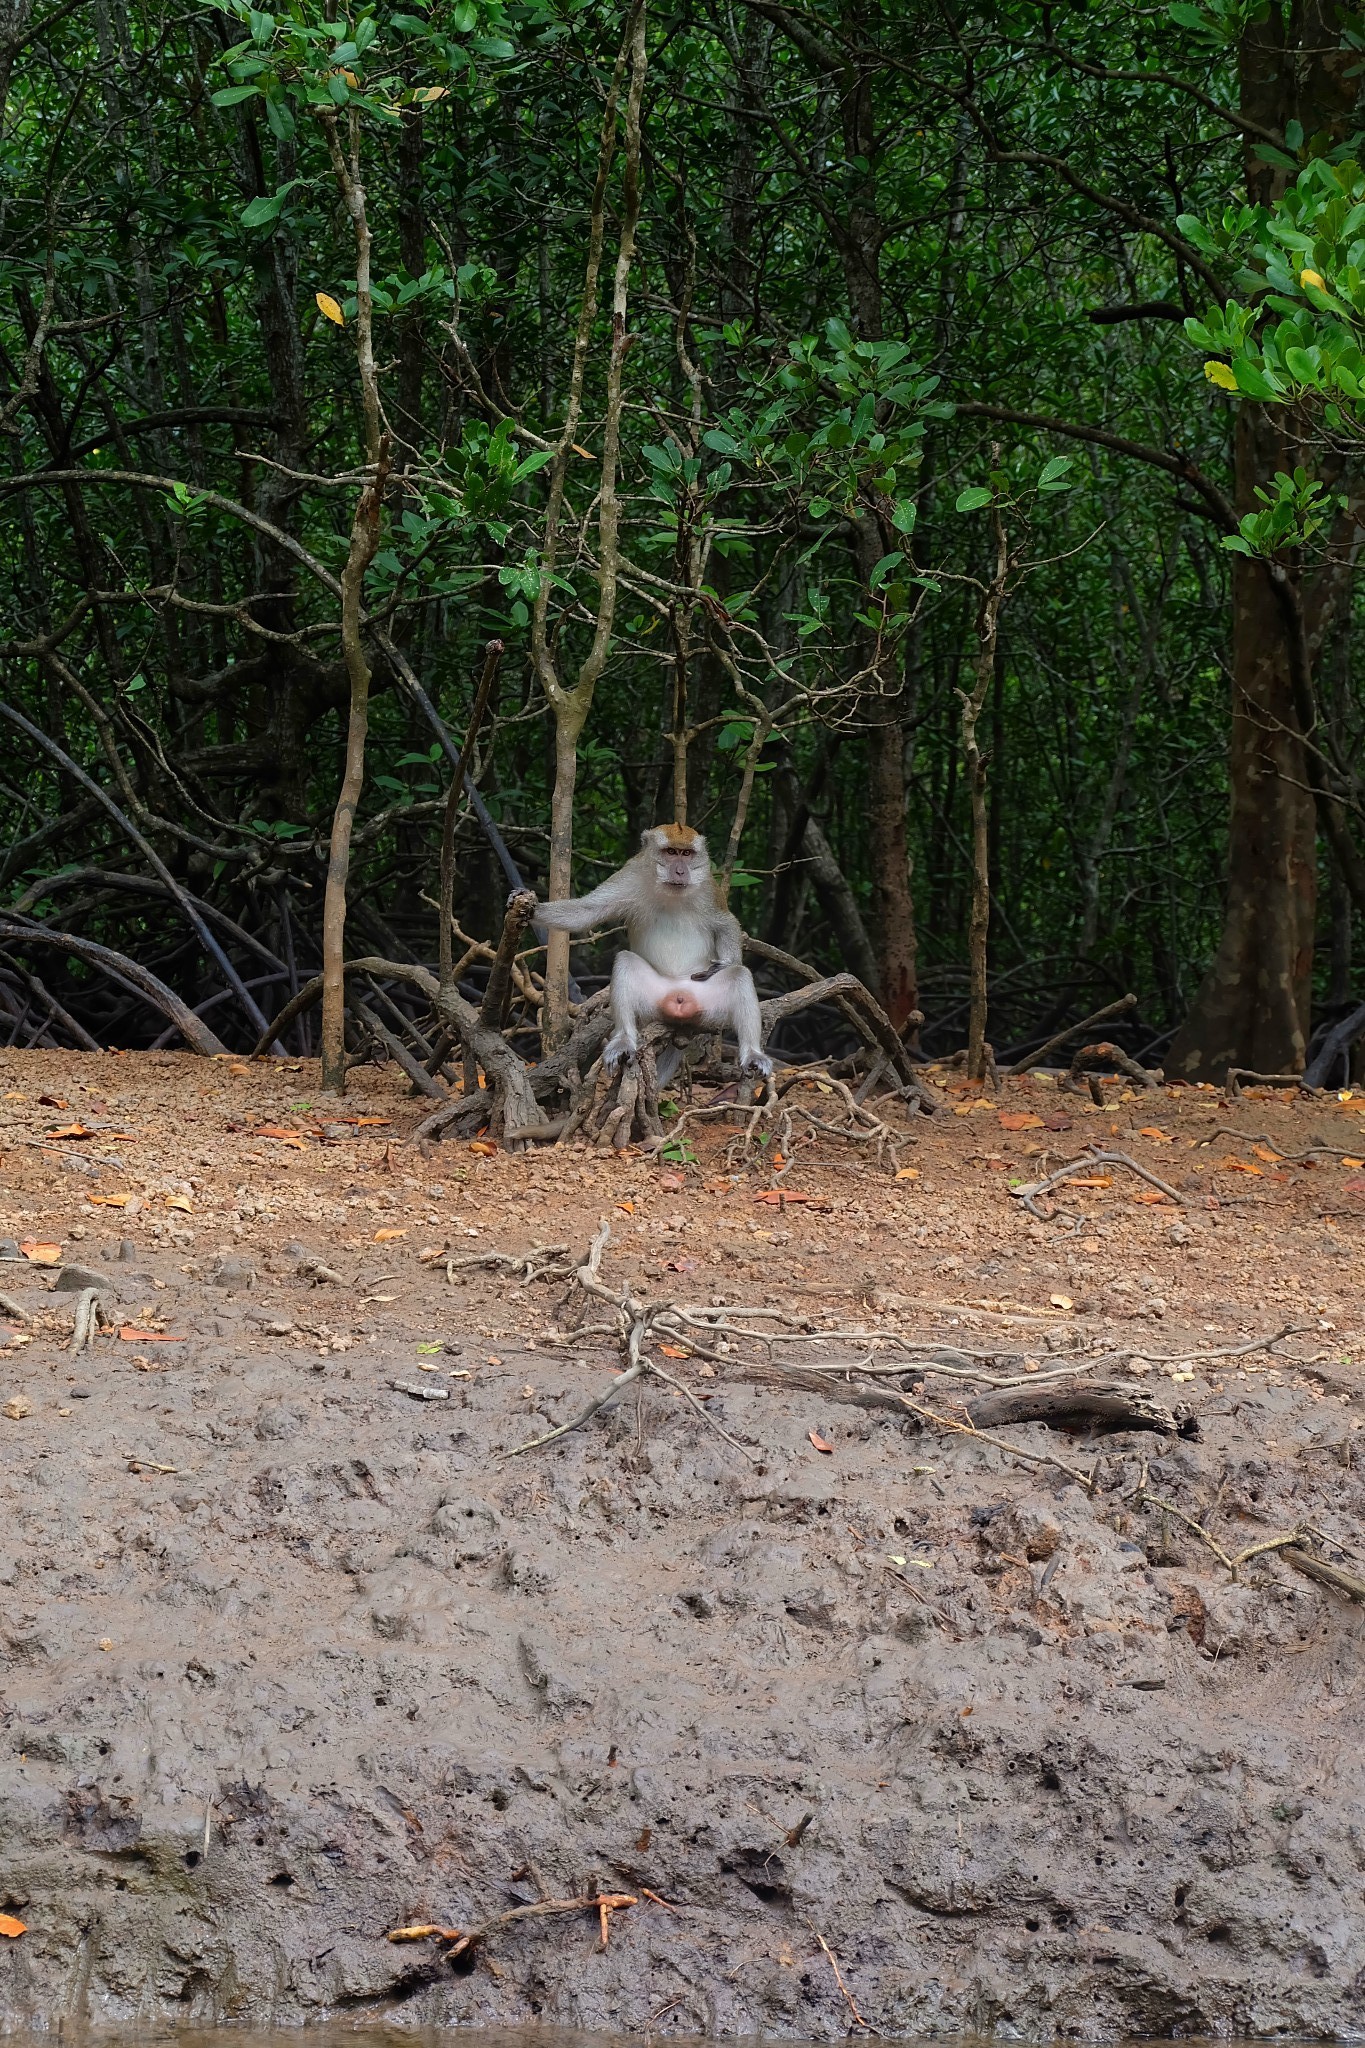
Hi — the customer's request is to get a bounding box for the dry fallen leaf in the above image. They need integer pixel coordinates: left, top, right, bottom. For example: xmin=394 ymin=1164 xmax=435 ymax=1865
xmin=1067 ymin=1174 xmax=1112 ymax=1189
xmin=1048 ymin=1292 xmax=1074 ymax=1311
xmin=468 ymin=1140 xmax=497 ymax=1156
xmin=1218 ymin=1156 xmax=1263 ymax=1175
xmin=165 ymin=1194 xmax=193 ymax=1212
xmin=1138 ymin=1126 xmax=1173 ymax=1142
xmin=0 ymin=1914 xmax=26 ymax=1938
xmin=658 ymin=1344 xmax=689 ymax=1359
xmin=895 ymin=1166 xmax=920 ymax=1180
xmin=1341 ymin=1157 xmax=1365 ymax=1170
xmin=999 ymin=1111 xmax=1043 ymax=1131
xmin=1343 ymin=1178 xmax=1365 ymax=1195
xmin=808 ymin=1429 xmax=834 ymax=1454
xmin=1042 ymin=1114 xmax=1073 ymax=1132
xmin=615 ymin=1200 xmax=635 ymax=1214
xmin=373 ymin=1227 xmax=407 ymax=1242
xmin=255 ymin=1125 xmax=306 ymax=1149
xmin=1133 ymin=1189 xmax=1173 ymax=1204
xmin=118 ymin=1326 xmax=180 ymax=1342
xmin=1251 ymin=1144 xmax=1283 ymax=1162
xmin=315 ymin=290 xmax=346 ymax=326
xmin=386 ymin=1923 xmax=460 ymax=1943
xmin=658 ymin=1172 xmax=686 ymax=1192
xmin=753 ymin=1188 xmax=811 ymax=1204
xmin=19 ymin=1240 xmax=61 ymax=1264
xmin=88 ymin=1192 xmax=132 ymax=1207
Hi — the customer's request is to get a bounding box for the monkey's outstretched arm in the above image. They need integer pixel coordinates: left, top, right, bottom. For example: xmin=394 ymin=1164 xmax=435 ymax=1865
xmin=532 ymin=873 xmax=635 ymax=933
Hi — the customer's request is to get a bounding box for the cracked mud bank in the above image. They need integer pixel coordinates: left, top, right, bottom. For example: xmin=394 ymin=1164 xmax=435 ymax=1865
xmin=0 ymin=1050 xmax=1364 ymax=2036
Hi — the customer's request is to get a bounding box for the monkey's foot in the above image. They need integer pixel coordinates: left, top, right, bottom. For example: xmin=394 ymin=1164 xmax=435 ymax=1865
xmin=741 ymin=1050 xmax=774 ymax=1079
xmin=601 ymin=1033 xmax=637 ymax=1074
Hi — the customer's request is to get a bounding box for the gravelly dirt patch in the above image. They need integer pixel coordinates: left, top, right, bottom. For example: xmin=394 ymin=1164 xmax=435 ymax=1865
xmin=1 ymin=1049 xmax=1364 ymax=2036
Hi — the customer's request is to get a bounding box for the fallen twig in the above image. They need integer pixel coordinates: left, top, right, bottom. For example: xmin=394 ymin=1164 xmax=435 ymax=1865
xmin=805 ymin=1917 xmax=872 ymax=2031
xmin=1011 ymin=1147 xmax=1184 ymax=1219
xmin=386 ymin=1891 xmax=638 ymax=1961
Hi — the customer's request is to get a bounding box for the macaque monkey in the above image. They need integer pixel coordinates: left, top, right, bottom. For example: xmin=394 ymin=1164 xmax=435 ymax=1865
xmin=535 ymin=824 xmax=771 ymax=1075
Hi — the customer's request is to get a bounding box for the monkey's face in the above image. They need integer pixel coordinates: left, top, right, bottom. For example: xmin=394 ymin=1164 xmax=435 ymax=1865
xmin=648 ymin=824 xmax=706 ymax=892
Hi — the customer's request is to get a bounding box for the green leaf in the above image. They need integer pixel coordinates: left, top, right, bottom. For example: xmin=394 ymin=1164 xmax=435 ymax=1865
xmin=891 ymin=499 xmax=917 ymax=534
xmin=1038 ymin=455 xmax=1073 ymax=486
xmin=702 ymin=428 xmax=744 ymax=456
xmin=1232 ymin=359 xmax=1284 ymax=401
xmin=241 ymin=191 xmax=285 ymax=228
xmin=211 ymin=84 xmax=260 ymax=105
xmin=955 ymin=486 xmax=993 ymax=512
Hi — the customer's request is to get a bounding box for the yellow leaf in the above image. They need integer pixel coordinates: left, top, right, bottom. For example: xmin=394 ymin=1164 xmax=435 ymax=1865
xmin=165 ymin=1194 xmax=193 ymax=1212
xmin=88 ymin=1193 xmax=131 ymax=1207
xmin=1300 ymin=268 xmax=1326 ymax=291
xmin=414 ymin=85 xmax=448 ymax=104
xmin=373 ymin=1227 xmax=407 ymax=1242
xmin=1204 ymin=360 xmax=1238 ymax=391
xmin=315 ymin=291 xmax=345 ymax=327
xmin=468 ymin=1140 xmax=497 ymax=1156
xmin=1342 ymin=1157 xmax=1365 ymax=1169
xmin=895 ymin=1166 xmax=920 ymax=1179
xmin=1049 ymin=1292 xmax=1074 ymax=1311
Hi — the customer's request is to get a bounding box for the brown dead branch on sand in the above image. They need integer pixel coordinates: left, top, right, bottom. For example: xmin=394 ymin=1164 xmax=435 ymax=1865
xmin=386 ymin=1890 xmax=639 ymax=1961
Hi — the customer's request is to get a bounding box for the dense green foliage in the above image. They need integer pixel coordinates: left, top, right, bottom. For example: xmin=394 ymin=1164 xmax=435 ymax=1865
xmin=1 ymin=0 xmax=1357 ymax=1060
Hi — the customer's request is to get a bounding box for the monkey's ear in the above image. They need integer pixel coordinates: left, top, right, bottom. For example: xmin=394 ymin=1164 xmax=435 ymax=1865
xmin=639 ymin=827 xmax=656 ymax=849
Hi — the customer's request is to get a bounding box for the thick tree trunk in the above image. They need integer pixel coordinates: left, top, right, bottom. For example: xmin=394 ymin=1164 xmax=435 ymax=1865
xmin=1167 ymin=456 xmax=1316 ymax=1077
xmin=1169 ymin=2 xmax=1355 ymax=1079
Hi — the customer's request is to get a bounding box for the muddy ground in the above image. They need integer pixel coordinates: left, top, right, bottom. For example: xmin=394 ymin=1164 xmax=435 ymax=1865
xmin=0 ymin=1047 xmax=1364 ymax=2038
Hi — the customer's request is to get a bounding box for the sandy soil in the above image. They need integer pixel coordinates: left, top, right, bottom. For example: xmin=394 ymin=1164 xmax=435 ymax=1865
xmin=0 ymin=1047 xmax=1363 ymax=2037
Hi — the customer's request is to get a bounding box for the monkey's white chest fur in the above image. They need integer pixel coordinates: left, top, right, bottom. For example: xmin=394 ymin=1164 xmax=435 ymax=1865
xmin=629 ymin=906 xmax=711 ymax=978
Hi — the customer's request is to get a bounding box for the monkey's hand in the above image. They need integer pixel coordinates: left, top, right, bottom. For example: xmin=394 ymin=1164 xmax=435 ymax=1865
xmin=690 ymin=961 xmax=724 ymax=982
xmin=741 ymin=1049 xmax=774 ymax=1079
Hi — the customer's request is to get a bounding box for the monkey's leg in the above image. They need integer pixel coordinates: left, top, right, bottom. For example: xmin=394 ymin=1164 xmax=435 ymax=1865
xmin=604 ymin=952 xmax=670 ymax=1070
xmin=708 ymin=964 xmax=773 ymax=1076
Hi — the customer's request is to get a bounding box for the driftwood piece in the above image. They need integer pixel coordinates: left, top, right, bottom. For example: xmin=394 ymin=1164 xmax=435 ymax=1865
xmin=1281 ymin=1546 xmax=1365 ymax=1603
xmin=1226 ymin=1067 xmax=1310 ymax=1098
xmin=1060 ymin=1039 xmax=1160 ymax=1099
xmin=1006 ymin=993 xmax=1138 ymax=1076
xmin=966 ymin=1376 xmax=1195 ymax=1437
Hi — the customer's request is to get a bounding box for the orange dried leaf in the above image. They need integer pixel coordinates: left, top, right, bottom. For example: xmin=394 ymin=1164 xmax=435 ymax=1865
xmin=615 ymin=1201 xmax=635 ymax=1214
xmin=118 ymin=1326 xmax=179 ymax=1342
xmin=808 ymin=1429 xmax=834 ymax=1454
xmin=20 ymin=1240 xmax=61 ymax=1264
xmin=1218 ymin=1156 xmax=1263 ymax=1175
xmin=387 ymin=1923 xmax=459 ymax=1943
xmin=373 ymin=1227 xmax=407 ymax=1242
xmin=256 ymin=1125 xmax=305 ymax=1148
xmin=1067 ymin=1174 xmax=1112 ymax=1189
xmin=895 ymin=1166 xmax=920 ymax=1180
xmin=49 ymin=1122 xmax=93 ymax=1138
xmin=0 ymin=1915 xmax=25 ymax=1939
xmin=1344 ymin=1177 xmax=1365 ymax=1195
xmin=468 ymin=1140 xmax=497 ymax=1156
xmin=1132 ymin=1189 xmax=1172 ymax=1204
xmin=1251 ymin=1144 xmax=1283 ymax=1162
xmin=1138 ymin=1126 xmax=1173 ymax=1142
xmin=165 ymin=1194 xmax=193 ymax=1212
xmin=88 ymin=1193 xmax=131 ymax=1207
xmin=353 ymin=1116 xmax=391 ymax=1127
xmin=754 ymin=1188 xmax=811 ymax=1204
xmin=998 ymin=1111 xmax=1043 ymax=1131
xmin=658 ymin=1344 xmax=689 ymax=1359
